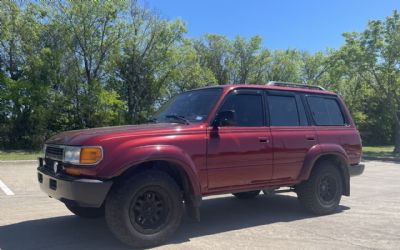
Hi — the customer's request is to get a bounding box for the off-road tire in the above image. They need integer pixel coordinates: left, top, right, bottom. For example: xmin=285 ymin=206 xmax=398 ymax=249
xmin=296 ymin=161 xmax=343 ymax=215
xmin=232 ymin=190 xmax=261 ymax=199
xmin=65 ymin=204 xmax=105 ymax=218
xmin=105 ymin=171 xmax=183 ymax=248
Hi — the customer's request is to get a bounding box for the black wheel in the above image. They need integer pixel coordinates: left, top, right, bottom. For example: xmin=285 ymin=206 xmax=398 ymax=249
xmin=232 ymin=190 xmax=261 ymax=199
xmin=105 ymin=171 xmax=183 ymax=248
xmin=65 ymin=204 xmax=105 ymax=218
xmin=296 ymin=161 xmax=343 ymax=215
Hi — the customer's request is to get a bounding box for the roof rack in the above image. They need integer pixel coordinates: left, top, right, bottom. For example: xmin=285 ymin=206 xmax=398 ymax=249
xmin=267 ymin=81 xmax=325 ymax=91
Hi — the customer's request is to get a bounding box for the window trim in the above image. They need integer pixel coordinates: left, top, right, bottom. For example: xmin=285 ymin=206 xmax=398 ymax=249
xmin=209 ymin=88 xmax=267 ymax=127
xmin=305 ymin=94 xmax=349 ymax=126
xmin=266 ymin=90 xmax=308 ymax=127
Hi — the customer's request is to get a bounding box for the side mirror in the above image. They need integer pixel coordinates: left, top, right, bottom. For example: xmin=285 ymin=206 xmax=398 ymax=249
xmin=212 ymin=110 xmax=236 ymax=128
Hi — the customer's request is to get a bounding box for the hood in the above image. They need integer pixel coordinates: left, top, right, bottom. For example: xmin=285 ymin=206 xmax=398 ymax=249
xmin=45 ymin=123 xmax=195 ymax=145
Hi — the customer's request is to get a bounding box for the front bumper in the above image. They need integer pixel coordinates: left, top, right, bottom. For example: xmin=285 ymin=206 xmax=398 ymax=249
xmin=349 ymin=163 xmax=365 ymax=177
xmin=37 ymin=159 xmax=112 ymax=208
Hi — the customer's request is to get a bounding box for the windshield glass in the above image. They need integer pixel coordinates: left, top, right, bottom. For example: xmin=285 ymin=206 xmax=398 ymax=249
xmin=154 ymin=88 xmax=223 ymax=123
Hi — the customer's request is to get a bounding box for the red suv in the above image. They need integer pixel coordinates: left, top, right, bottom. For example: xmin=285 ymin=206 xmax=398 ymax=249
xmin=38 ymin=82 xmax=364 ymax=248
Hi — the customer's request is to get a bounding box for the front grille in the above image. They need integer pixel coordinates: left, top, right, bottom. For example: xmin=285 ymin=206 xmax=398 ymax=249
xmin=43 ymin=158 xmax=64 ymax=175
xmin=45 ymin=145 xmax=64 ymax=161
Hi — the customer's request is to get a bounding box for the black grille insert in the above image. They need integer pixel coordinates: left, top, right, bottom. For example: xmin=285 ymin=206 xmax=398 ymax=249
xmin=45 ymin=146 xmax=64 ymax=160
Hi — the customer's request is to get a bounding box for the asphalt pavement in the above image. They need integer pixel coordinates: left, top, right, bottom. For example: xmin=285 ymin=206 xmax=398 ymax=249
xmin=0 ymin=160 xmax=399 ymax=250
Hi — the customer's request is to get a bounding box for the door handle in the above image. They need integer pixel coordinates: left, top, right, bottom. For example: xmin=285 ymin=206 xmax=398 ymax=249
xmin=259 ymin=137 xmax=270 ymax=143
xmin=306 ymin=136 xmax=316 ymax=141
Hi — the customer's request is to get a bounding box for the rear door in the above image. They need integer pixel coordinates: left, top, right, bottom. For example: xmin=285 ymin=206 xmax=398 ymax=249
xmin=266 ymin=90 xmax=318 ymax=180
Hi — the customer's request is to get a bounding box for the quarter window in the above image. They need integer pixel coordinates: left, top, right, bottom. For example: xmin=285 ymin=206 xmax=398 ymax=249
xmin=307 ymin=96 xmax=345 ymax=125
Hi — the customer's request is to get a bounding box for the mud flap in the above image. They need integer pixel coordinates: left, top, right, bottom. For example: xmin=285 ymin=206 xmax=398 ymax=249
xmin=184 ymin=195 xmax=202 ymax=222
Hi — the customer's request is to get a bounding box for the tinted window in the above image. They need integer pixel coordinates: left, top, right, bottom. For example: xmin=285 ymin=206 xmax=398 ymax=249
xmin=268 ymin=95 xmax=301 ymax=126
xmin=307 ymin=96 xmax=345 ymax=125
xmin=155 ymin=88 xmax=222 ymax=123
xmin=219 ymin=93 xmax=264 ymax=126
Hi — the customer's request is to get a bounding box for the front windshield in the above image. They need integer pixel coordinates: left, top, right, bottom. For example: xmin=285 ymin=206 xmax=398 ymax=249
xmin=154 ymin=88 xmax=223 ymax=123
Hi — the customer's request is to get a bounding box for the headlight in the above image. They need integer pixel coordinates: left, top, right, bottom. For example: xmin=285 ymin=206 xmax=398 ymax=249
xmin=63 ymin=146 xmax=103 ymax=165
xmin=64 ymin=146 xmax=81 ymax=164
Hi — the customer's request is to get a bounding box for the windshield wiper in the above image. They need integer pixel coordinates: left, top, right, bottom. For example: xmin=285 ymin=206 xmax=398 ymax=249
xmin=165 ymin=114 xmax=190 ymax=125
xmin=146 ymin=117 xmax=158 ymax=123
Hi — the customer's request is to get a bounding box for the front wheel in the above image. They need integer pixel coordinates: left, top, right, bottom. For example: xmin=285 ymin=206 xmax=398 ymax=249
xmin=296 ymin=161 xmax=343 ymax=215
xmin=105 ymin=171 xmax=183 ymax=248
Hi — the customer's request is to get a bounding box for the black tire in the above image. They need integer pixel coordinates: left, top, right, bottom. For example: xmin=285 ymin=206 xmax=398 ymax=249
xmin=296 ymin=161 xmax=343 ymax=215
xmin=262 ymin=188 xmax=277 ymax=197
xmin=65 ymin=204 xmax=105 ymax=218
xmin=232 ymin=190 xmax=261 ymax=199
xmin=105 ymin=171 xmax=183 ymax=248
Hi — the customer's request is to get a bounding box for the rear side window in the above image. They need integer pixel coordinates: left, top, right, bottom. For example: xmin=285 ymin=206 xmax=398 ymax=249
xmin=268 ymin=95 xmax=301 ymax=126
xmin=307 ymin=96 xmax=345 ymax=126
xmin=219 ymin=93 xmax=264 ymax=126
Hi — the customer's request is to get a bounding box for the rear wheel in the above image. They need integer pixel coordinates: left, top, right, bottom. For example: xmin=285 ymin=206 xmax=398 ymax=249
xmin=65 ymin=204 xmax=104 ymax=218
xmin=296 ymin=161 xmax=343 ymax=215
xmin=232 ymin=190 xmax=260 ymax=199
xmin=262 ymin=187 xmax=277 ymax=197
xmin=105 ymin=171 xmax=183 ymax=248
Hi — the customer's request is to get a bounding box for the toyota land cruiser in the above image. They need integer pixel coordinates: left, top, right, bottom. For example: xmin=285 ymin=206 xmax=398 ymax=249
xmin=37 ymin=82 xmax=364 ymax=248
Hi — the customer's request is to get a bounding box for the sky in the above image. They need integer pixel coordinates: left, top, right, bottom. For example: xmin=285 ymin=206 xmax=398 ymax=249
xmin=145 ymin=0 xmax=400 ymax=52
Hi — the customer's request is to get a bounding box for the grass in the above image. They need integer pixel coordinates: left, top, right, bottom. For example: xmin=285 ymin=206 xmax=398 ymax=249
xmin=0 ymin=150 xmax=42 ymax=161
xmin=362 ymin=146 xmax=400 ymax=160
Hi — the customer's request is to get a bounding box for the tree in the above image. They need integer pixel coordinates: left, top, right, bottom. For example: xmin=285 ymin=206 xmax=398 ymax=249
xmin=194 ymin=34 xmax=231 ymax=85
xmin=338 ymin=11 xmax=400 ymax=152
xmin=262 ymin=49 xmax=303 ymax=82
xmin=48 ymin=0 xmax=128 ymax=127
xmin=0 ymin=1 xmax=52 ymax=148
xmin=300 ymin=51 xmax=331 ymax=85
xmin=229 ymin=35 xmax=263 ymax=84
xmin=116 ymin=1 xmax=186 ymax=123
xmin=169 ymin=40 xmax=216 ymax=93
xmin=1 ymin=0 xmax=399 ymax=151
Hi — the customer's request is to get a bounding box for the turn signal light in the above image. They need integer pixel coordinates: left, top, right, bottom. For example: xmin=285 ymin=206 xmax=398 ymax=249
xmin=64 ymin=167 xmax=81 ymax=176
xmin=80 ymin=147 xmax=102 ymax=165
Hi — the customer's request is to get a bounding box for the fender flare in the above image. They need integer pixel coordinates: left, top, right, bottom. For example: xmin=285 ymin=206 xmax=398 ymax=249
xmin=298 ymin=144 xmax=350 ymax=196
xmin=99 ymin=144 xmax=202 ymax=196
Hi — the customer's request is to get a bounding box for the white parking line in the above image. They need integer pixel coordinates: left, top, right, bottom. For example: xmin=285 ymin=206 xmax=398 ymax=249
xmin=0 ymin=179 xmax=14 ymax=195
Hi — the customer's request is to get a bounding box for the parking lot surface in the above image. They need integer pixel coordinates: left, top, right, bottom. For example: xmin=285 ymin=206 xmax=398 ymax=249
xmin=0 ymin=160 xmax=399 ymax=250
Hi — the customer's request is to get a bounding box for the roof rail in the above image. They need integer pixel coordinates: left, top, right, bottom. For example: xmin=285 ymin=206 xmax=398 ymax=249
xmin=267 ymin=81 xmax=325 ymax=91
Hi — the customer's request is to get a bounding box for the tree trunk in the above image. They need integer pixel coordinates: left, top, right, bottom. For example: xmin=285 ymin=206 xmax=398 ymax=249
xmin=394 ymin=110 xmax=400 ymax=154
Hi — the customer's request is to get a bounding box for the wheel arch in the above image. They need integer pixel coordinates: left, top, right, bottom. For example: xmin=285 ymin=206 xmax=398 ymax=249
xmin=298 ymin=145 xmax=350 ymax=196
xmin=114 ymin=159 xmax=201 ymax=197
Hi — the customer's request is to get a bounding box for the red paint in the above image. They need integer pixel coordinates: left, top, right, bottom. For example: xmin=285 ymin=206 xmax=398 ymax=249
xmin=46 ymin=84 xmax=362 ymax=196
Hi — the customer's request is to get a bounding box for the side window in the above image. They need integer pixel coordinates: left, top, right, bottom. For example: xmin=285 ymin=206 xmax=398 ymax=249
xmin=307 ymin=96 xmax=345 ymax=125
xmin=219 ymin=93 xmax=264 ymax=127
xmin=268 ymin=95 xmax=301 ymax=126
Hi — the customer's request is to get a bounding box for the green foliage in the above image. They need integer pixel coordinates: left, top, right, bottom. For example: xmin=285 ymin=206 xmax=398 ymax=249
xmin=335 ymin=10 xmax=400 ymax=150
xmin=0 ymin=1 xmax=399 ymax=151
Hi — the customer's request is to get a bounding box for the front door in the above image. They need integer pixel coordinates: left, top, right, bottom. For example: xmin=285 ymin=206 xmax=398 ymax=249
xmin=206 ymin=89 xmax=273 ymax=190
